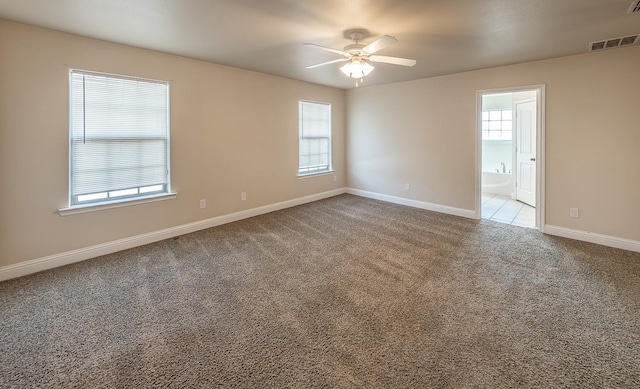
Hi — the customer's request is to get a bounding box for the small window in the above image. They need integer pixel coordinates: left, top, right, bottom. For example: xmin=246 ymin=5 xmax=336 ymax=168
xmin=298 ymin=101 xmax=331 ymax=175
xmin=482 ymin=109 xmax=512 ymax=141
xmin=69 ymin=70 xmax=170 ymax=206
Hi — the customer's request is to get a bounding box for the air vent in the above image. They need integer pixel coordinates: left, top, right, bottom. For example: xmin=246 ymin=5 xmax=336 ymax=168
xmin=628 ymin=0 xmax=640 ymax=14
xmin=589 ymin=34 xmax=639 ymax=51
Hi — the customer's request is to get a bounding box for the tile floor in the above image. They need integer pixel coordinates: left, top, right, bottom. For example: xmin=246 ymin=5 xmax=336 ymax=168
xmin=481 ymin=193 xmax=535 ymax=228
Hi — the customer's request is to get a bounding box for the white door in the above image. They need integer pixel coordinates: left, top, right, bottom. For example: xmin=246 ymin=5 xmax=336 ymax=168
xmin=515 ymin=99 xmax=536 ymax=207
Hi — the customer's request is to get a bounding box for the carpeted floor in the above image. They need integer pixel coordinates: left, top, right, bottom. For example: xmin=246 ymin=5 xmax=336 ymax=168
xmin=1 ymin=194 xmax=639 ymax=388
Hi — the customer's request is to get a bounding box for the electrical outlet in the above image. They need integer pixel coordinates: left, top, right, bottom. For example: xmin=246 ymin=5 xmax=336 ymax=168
xmin=570 ymin=207 xmax=579 ymax=218
xmin=405 ymin=183 xmax=411 ymax=191
xmin=241 ymin=192 xmax=246 ymax=201
xmin=333 ymin=175 xmax=337 ymax=182
xmin=199 ymin=199 xmax=206 ymax=209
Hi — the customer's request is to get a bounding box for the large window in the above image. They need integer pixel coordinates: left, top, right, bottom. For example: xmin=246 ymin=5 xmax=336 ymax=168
xmin=298 ymin=101 xmax=331 ymax=175
xmin=69 ymin=70 xmax=170 ymax=207
xmin=482 ymin=109 xmax=512 ymax=140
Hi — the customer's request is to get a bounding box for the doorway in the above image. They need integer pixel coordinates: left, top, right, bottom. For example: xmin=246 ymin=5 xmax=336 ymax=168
xmin=476 ymin=86 xmax=545 ymax=231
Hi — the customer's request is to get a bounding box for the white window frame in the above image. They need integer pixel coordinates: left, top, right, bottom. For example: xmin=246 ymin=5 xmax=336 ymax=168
xmin=298 ymin=100 xmax=332 ymax=177
xmin=482 ymin=109 xmax=513 ymax=141
xmin=60 ymin=69 xmax=174 ymax=215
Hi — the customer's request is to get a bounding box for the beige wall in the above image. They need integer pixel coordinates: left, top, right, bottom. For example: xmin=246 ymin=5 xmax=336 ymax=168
xmin=347 ymin=46 xmax=640 ymax=242
xmin=0 ymin=20 xmax=345 ymax=267
xmin=2 ymin=19 xmax=639 ymax=270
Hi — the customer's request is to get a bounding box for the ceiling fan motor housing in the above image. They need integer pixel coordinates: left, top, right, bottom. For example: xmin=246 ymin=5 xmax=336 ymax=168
xmin=344 ymin=43 xmax=367 ymax=55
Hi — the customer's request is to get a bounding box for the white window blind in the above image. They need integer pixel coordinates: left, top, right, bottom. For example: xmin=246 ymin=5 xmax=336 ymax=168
xmin=69 ymin=70 xmax=170 ymax=206
xmin=299 ymin=101 xmax=331 ymax=175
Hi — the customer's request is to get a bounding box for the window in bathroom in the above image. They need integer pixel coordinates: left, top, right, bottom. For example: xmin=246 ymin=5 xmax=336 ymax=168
xmin=482 ymin=109 xmax=512 ymax=140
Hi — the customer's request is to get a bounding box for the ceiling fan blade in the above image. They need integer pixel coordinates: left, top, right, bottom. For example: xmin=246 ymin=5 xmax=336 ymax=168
xmin=369 ymin=55 xmax=417 ymax=67
xmin=362 ymin=35 xmax=398 ymax=54
xmin=305 ymin=58 xmax=349 ymax=69
xmin=303 ymin=43 xmax=350 ymax=57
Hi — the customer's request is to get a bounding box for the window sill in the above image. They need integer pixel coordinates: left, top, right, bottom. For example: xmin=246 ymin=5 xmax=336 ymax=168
xmin=58 ymin=192 xmax=177 ymax=216
xmin=297 ymin=170 xmax=335 ymax=179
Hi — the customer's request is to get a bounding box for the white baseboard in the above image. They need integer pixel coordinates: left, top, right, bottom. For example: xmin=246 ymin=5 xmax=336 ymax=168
xmin=0 ymin=188 xmax=347 ymax=282
xmin=7 ymin=189 xmax=634 ymax=282
xmin=347 ymin=189 xmax=639 ymax=253
xmin=346 ymin=188 xmax=476 ymax=219
xmin=544 ymin=225 xmax=640 ymax=253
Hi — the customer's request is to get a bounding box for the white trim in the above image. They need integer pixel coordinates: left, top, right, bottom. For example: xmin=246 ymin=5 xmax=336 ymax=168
xmin=59 ymin=193 xmax=178 ymax=216
xmin=69 ymin=68 xmax=169 ymax=85
xmin=476 ymin=84 xmax=546 ymax=232
xmin=1 ymin=188 xmax=346 ymax=281
xmin=297 ymin=170 xmax=335 ymax=179
xmin=346 ymin=188 xmax=476 ymax=219
xmin=536 ymin=86 xmax=546 ymax=233
xmin=544 ymin=225 xmax=640 ymax=253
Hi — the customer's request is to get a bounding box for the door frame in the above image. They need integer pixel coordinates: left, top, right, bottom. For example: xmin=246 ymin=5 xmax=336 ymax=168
xmin=475 ymin=85 xmax=546 ymax=232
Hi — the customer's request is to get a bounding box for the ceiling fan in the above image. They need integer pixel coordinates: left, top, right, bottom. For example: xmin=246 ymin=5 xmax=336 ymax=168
xmin=304 ymin=30 xmax=417 ymax=86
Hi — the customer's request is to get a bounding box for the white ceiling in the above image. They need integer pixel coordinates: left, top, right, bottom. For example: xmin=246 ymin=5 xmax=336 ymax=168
xmin=1 ymin=0 xmax=638 ymax=89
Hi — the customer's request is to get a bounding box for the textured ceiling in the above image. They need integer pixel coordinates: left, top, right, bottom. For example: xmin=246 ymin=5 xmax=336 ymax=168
xmin=1 ymin=0 xmax=638 ymax=89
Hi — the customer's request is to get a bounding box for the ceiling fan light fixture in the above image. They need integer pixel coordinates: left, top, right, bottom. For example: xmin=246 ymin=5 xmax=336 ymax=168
xmin=339 ymin=58 xmax=374 ymax=79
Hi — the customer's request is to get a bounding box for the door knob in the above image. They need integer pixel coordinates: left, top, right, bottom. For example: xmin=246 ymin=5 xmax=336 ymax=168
xmin=530 ymin=158 xmax=536 ymax=161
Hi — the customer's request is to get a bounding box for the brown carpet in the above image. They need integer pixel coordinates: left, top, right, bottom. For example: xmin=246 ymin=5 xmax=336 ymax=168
xmin=1 ymin=194 xmax=639 ymax=388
